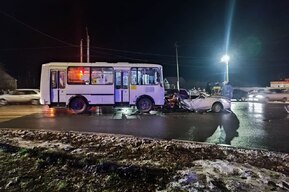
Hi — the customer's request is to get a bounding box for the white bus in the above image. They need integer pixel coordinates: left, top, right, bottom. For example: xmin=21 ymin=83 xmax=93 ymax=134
xmin=40 ymin=62 xmax=165 ymax=113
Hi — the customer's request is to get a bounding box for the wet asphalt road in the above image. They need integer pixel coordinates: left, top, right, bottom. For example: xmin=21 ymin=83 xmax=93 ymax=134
xmin=0 ymin=102 xmax=288 ymax=153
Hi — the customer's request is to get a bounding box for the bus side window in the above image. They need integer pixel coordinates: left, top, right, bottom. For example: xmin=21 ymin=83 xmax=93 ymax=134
xmin=131 ymin=68 xmax=137 ymax=85
xmin=137 ymin=69 xmax=143 ymax=85
xmin=115 ymin=72 xmax=122 ymax=89
xmin=67 ymin=67 xmax=90 ymax=84
xmin=51 ymin=71 xmax=57 ymax=88
xmin=59 ymin=71 xmax=66 ymax=89
xmin=91 ymin=67 xmax=113 ymax=85
xmin=155 ymin=71 xmax=160 ymax=85
xmin=123 ymin=71 xmax=129 ymax=89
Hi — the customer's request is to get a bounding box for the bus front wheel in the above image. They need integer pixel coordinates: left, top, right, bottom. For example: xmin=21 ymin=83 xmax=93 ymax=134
xmin=69 ymin=97 xmax=87 ymax=114
xmin=137 ymin=97 xmax=153 ymax=113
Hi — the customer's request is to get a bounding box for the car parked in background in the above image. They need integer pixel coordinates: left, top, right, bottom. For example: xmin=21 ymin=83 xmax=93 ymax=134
xmin=247 ymin=89 xmax=267 ymax=102
xmin=0 ymin=89 xmax=40 ymax=105
xmin=232 ymin=89 xmax=248 ymax=101
xmin=248 ymin=88 xmax=289 ymax=103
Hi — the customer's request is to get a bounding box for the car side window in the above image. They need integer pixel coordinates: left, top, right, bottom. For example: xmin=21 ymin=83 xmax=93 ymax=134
xmin=12 ymin=91 xmax=19 ymax=95
xmin=16 ymin=91 xmax=24 ymax=95
xmin=22 ymin=91 xmax=30 ymax=95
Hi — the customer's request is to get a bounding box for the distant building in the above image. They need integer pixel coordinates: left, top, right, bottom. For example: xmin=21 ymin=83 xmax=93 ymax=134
xmin=0 ymin=68 xmax=17 ymax=90
xmin=270 ymin=78 xmax=289 ymax=88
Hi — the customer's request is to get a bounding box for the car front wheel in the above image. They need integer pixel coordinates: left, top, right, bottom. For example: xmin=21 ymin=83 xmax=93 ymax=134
xmin=0 ymin=99 xmax=8 ymax=105
xmin=31 ymin=99 xmax=40 ymax=105
xmin=212 ymin=103 xmax=223 ymax=113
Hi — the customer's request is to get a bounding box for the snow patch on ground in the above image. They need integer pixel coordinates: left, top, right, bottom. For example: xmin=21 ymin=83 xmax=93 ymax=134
xmin=0 ymin=129 xmax=289 ymax=191
xmin=7 ymin=137 xmax=73 ymax=151
xmin=167 ymin=159 xmax=289 ymax=191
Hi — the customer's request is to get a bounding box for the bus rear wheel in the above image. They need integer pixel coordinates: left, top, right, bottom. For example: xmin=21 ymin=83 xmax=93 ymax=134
xmin=69 ymin=97 xmax=87 ymax=114
xmin=137 ymin=97 xmax=153 ymax=113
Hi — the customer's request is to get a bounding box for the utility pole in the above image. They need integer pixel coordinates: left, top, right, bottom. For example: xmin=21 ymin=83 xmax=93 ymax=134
xmin=80 ymin=39 xmax=83 ymax=63
xmin=86 ymin=27 xmax=90 ymax=63
xmin=175 ymin=42 xmax=180 ymax=90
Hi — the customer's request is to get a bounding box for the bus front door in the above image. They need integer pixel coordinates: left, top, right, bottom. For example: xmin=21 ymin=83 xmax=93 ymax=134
xmin=115 ymin=70 xmax=129 ymax=104
xmin=50 ymin=70 xmax=66 ymax=106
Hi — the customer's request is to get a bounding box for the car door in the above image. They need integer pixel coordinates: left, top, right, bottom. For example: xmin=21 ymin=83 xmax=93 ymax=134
xmin=191 ymin=96 xmax=207 ymax=110
xmin=11 ymin=90 xmax=25 ymax=102
xmin=20 ymin=90 xmax=31 ymax=102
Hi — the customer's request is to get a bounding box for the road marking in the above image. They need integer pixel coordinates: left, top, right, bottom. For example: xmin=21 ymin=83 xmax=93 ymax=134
xmin=0 ymin=106 xmax=40 ymax=122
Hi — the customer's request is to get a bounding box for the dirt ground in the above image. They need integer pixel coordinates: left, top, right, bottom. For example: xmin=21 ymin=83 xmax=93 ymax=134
xmin=0 ymin=129 xmax=288 ymax=191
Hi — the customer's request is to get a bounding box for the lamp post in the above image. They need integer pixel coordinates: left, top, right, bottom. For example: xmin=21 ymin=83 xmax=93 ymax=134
xmin=221 ymin=54 xmax=230 ymax=82
xmin=175 ymin=42 xmax=180 ymax=90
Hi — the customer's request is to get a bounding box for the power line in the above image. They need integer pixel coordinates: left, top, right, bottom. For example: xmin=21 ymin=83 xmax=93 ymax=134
xmin=0 ymin=10 xmax=212 ymax=60
xmin=0 ymin=10 xmax=229 ymax=62
xmin=90 ymin=46 xmax=210 ymax=59
xmin=0 ymin=10 xmax=77 ymax=47
xmin=89 ymin=50 xmax=150 ymax=62
xmin=0 ymin=46 xmax=77 ymax=51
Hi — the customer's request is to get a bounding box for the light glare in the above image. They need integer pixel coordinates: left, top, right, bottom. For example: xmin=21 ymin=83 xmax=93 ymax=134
xmin=221 ymin=55 xmax=230 ymax=63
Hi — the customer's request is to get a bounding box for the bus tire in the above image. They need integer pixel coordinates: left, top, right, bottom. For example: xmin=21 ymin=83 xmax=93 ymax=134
xmin=69 ymin=97 xmax=87 ymax=114
xmin=137 ymin=97 xmax=153 ymax=113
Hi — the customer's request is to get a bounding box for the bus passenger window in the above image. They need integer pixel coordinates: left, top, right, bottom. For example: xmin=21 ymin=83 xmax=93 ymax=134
xmin=59 ymin=71 xmax=66 ymax=88
xmin=68 ymin=67 xmax=90 ymax=84
xmin=115 ymin=72 xmax=122 ymax=89
xmin=51 ymin=71 xmax=57 ymax=88
xmin=137 ymin=68 xmax=159 ymax=85
xmin=123 ymin=71 xmax=129 ymax=89
xmin=137 ymin=70 xmax=143 ymax=85
xmin=91 ymin=67 xmax=113 ymax=85
xmin=131 ymin=69 xmax=137 ymax=85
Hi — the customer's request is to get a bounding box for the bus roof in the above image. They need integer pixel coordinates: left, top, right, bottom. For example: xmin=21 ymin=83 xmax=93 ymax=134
xmin=42 ymin=62 xmax=163 ymax=68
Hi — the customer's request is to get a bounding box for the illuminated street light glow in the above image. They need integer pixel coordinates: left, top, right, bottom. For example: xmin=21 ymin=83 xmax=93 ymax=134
xmin=221 ymin=54 xmax=230 ymax=82
xmin=221 ymin=55 xmax=230 ymax=63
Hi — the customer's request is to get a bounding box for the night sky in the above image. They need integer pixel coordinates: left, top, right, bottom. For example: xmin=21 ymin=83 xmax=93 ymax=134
xmin=1 ymin=0 xmax=289 ymax=88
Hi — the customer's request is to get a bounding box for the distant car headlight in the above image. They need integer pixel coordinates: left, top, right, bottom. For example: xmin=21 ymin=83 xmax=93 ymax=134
xmin=248 ymin=94 xmax=254 ymax=98
xmin=256 ymin=95 xmax=264 ymax=99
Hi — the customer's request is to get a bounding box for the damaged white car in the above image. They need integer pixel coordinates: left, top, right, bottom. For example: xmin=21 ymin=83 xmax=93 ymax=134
xmin=180 ymin=93 xmax=231 ymax=113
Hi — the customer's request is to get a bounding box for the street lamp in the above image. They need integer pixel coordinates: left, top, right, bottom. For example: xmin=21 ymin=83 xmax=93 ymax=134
xmin=221 ymin=54 xmax=230 ymax=82
xmin=175 ymin=42 xmax=180 ymax=90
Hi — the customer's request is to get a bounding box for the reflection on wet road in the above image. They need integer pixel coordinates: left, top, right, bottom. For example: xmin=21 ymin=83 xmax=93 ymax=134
xmin=0 ymin=102 xmax=288 ymax=153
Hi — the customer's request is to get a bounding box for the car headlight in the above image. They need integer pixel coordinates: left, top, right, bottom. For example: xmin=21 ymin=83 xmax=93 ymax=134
xmin=256 ymin=95 xmax=264 ymax=99
xmin=248 ymin=94 xmax=254 ymax=98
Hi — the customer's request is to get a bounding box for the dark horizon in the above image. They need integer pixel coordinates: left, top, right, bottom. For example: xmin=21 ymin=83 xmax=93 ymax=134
xmin=1 ymin=0 xmax=289 ymax=88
